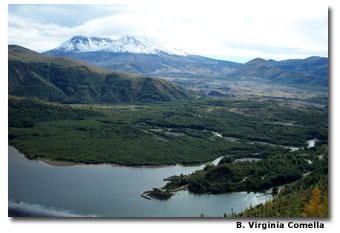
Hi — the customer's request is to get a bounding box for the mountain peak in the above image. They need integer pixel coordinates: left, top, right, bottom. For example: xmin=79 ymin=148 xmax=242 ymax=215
xmin=248 ymin=58 xmax=267 ymax=63
xmin=243 ymin=58 xmax=273 ymax=68
xmin=48 ymin=35 xmax=187 ymax=56
xmin=70 ymin=35 xmax=88 ymax=41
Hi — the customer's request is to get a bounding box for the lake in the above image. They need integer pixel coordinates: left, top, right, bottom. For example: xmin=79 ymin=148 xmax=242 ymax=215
xmin=8 ymin=146 xmax=272 ymax=217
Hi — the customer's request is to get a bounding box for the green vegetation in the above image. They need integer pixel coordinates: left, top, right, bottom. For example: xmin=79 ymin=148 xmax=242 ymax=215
xmin=161 ymin=139 xmax=328 ymax=195
xmin=9 ymin=97 xmax=328 ymax=169
xmin=9 ymin=98 xmax=240 ymax=165
xmin=150 ymin=98 xmax=328 ymax=201
xmin=8 ymin=45 xmax=193 ymax=104
xmin=229 ymin=153 xmax=328 ymax=217
xmin=163 ymin=154 xmax=306 ymax=194
xmin=9 ymin=97 xmax=104 ymax=128
xmin=7 ymin=44 xmax=328 ymax=217
xmin=148 ymin=188 xmax=173 ymax=200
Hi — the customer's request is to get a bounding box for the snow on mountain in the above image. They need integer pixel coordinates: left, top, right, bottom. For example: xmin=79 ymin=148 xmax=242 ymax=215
xmin=52 ymin=35 xmax=188 ymax=56
xmin=56 ymin=36 xmax=113 ymax=52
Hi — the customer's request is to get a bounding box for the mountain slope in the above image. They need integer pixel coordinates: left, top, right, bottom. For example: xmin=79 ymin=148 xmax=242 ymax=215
xmin=44 ymin=35 xmax=241 ymax=78
xmin=230 ymin=58 xmax=328 ymax=90
xmin=267 ymin=56 xmax=328 ymax=78
xmin=8 ymin=45 xmax=193 ymax=104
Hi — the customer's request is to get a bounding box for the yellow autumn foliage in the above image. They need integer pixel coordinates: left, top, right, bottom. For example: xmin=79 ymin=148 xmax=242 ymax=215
xmin=303 ymin=186 xmax=328 ymax=217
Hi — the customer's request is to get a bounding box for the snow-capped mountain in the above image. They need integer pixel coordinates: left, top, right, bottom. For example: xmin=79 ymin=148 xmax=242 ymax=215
xmin=51 ymin=35 xmax=187 ymax=56
xmin=56 ymin=36 xmax=113 ymax=53
xmin=44 ymin=35 xmax=241 ymax=78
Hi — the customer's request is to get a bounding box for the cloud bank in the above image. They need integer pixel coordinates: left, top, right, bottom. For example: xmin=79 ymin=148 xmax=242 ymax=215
xmin=8 ymin=1 xmax=328 ymax=62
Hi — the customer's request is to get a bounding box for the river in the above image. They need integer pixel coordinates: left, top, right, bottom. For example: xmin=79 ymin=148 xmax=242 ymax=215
xmin=8 ymin=146 xmax=272 ymax=217
xmin=307 ymin=139 xmax=316 ymax=148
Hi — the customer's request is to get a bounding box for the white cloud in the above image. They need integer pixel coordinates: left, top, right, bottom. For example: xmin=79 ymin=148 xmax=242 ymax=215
xmin=8 ymin=1 xmax=328 ymax=61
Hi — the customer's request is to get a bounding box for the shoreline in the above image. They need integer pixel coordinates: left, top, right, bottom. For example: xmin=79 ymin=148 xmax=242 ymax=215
xmin=8 ymin=145 xmax=212 ymax=169
xmin=140 ymin=185 xmax=188 ymax=200
xmin=140 ymin=190 xmax=152 ymax=200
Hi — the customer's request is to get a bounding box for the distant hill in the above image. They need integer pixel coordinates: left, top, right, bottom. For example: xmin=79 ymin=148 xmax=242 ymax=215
xmin=42 ymin=36 xmax=328 ymax=91
xmin=208 ymin=90 xmax=234 ymax=98
xmin=230 ymin=57 xmax=328 ymax=90
xmin=267 ymin=56 xmax=328 ymax=78
xmin=8 ymin=45 xmax=193 ymax=104
xmin=44 ymin=35 xmax=242 ymax=78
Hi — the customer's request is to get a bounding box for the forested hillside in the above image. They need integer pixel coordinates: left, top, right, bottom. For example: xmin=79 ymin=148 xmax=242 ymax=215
xmin=9 ymin=45 xmax=193 ymax=104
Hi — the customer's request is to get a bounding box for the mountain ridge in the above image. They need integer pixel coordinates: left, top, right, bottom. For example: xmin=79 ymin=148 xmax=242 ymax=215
xmin=229 ymin=57 xmax=328 ymax=89
xmin=267 ymin=56 xmax=328 ymax=78
xmin=43 ymin=35 xmax=328 ymax=91
xmin=9 ymin=45 xmax=194 ymax=104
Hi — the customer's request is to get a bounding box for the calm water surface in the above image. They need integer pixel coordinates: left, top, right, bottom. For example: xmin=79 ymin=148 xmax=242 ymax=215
xmin=8 ymin=146 xmax=272 ymax=217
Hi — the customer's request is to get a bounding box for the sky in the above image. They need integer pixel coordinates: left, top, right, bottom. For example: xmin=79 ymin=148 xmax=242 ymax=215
xmin=8 ymin=1 xmax=328 ymax=63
